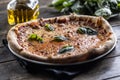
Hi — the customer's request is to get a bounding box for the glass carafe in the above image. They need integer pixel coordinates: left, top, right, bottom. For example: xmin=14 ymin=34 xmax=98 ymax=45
xmin=7 ymin=0 xmax=40 ymax=25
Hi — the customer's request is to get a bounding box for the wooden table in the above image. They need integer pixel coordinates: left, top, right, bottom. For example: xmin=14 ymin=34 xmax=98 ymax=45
xmin=0 ymin=0 xmax=120 ymax=80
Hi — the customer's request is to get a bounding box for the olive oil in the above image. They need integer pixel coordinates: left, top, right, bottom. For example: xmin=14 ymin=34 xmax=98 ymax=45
xmin=7 ymin=0 xmax=39 ymax=25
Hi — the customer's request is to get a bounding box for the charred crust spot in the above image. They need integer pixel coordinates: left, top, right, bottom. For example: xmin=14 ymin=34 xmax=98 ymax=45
xmin=57 ymin=17 xmax=69 ymax=23
xmin=39 ymin=18 xmax=45 ymax=27
xmin=28 ymin=22 xmax=40 ymax=29
xmin=48 ymin=19 xmax=55 ymax=24
xmin=54 ymin=17 xmax=58 ymax=23
xmin=39 ymin=18 xmax=44 ymax=21
xmin=39 ymin=21 xmax=44 ymax=27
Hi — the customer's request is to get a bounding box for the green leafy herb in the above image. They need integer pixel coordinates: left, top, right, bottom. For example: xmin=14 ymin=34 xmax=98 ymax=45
xmin=29 ymin=34 xmax=37 ymax=40
xmin=118 ymin=3 xmax=120 ymax=8
xmin=36 ymin=36 xmax=43 ymax=43
xmin=58 ymin=45 xmax=74 ymax=54
xmin=45 ymin=24 xmax=54 ymax=31
xmin=77 ymin=27 xmax=97 ymax=35
xmin=63 ymin=1 xmax=72 ymax=7
xmin=29 ymin=34 xmax=43 ymax=43
xmin=77 ymin=27 xmax=87 ymax=34
xmin=54 ymin=36 xmax=67 ymax=42
xmin=50 ymin=0 xmax=120 ymax=19
xmin=86 ymin=27 xmax=98 ymax=35
xmin=95 ymin=8 xmax=112 ymax=19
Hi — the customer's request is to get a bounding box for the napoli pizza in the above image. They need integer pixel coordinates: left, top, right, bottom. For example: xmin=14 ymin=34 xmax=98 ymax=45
xmin=7 ymin=14 xmax=116 ymax=63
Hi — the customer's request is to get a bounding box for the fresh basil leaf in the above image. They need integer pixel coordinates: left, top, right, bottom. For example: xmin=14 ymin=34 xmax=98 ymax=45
xmin=71 ymin=0 xmax=82 ymax=14
xmin=58 ymin=45 xmax=74 ymax=54
xmin=118 ymin=3 xmax=120 ymax=8
xmin=94 ymin=7 xmax=112 ymax=19
xmin=37 ymin=36 xmax=43 ymax=43
xmin=77 ymin=27 xmax=87 ymax=34
xmin=52 ymin=0 xmax=66 ymax=6
xmin=54 ymin=36 xmax=67 ymax=42
xmin=29 ymin=34 xmax=37 ymax=40
xmin=77 ymin=27 xmax=97 ymax=35
xmin=29 ymin=34 xmax=43 ymax=43
xmin=63 ymin=1 xmax=72 ymax=7
xmin=86 ymin=27 xmax=98 ymax=35
xmin=50 ymin=0 xmax=120 ymax=19
xmin=45 ymin=24 xmax=54 ymax=31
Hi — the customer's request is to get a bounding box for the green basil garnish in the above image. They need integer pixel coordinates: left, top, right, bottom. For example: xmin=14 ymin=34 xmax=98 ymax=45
xmin=45 ymin=24 xmax=54 ymax=31
xmin=77 ymin=27 xmax=87 ymax=34
xmin=36 ymin=36 xmax=43 ymax=43
xmin=77 ymin=27 xmax=97 ymax=35
xmin=58 ymin=45 xmax=74 ymax=54
xmin=86 ymin=27 xmax=97 ymax=35
xmin=29 ymin=34 xmax=43 ymax=43
xmin=29 ymin=34 xmax=37 ymax=39
xmin=54 ymin=36 xmax=67 ymax=42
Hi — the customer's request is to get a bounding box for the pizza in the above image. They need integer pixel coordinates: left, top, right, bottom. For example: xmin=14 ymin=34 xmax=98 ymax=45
xmin=7 ymin=14 xmax=116 ymax=63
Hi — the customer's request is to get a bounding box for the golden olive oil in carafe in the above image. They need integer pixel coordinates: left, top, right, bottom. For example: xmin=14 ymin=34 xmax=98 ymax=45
xmin=7 ymin=0 xmax=39 ymax=25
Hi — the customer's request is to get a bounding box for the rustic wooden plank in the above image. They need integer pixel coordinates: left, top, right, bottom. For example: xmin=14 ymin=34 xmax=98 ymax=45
xmin=0 ymin=61 xmax=53 ymax=80
xmin=0 ymin=11 xmax=9 ymax=34
xmin=105 ymin=76 xmax=120 ymax=80
xmin=0 ymin=0 xmax=10 ymax=11
xmin=39 ymin=0 xmax=52 ymax=6
xmin=106 ymin=40 xmax=120 ymax=58
xmin=0 ymin=47 xmax=15 ymax=63
xmin=73 ymin=56 xmax=120 ymax=80
xmin=39 ymin=7 xmax=63 ymax=18
xmin=0 ymin=55 xmax=120 ymax=80
xmin=109 ymin=15 xmax=120 ymax=25
xmin=113 ymin=26 xmax=120 ymax=39
xmin=0 ymin=35 xmax=6 ymax=47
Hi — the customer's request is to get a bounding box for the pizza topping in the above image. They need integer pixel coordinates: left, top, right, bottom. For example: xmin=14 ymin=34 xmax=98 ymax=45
xmin=58 ymin=45 xmax=74 ymax=54
xmin=45 ymin=24 xmax=54 ymax=31
xmin=29 ymin=34 xmax=43 ymax=43
xmin=87 ymin=27 xmax=97 ymax=35
xmin=29 ymin=34 xmax=37 ymax=39
xmin=77 ymin=27 xmax=97 ymax=35
xmin=77 ymin=27 xmax=87 ymax=34
xmin=54 ymin=36 xmax=67 ymax=42
xmin=36 ymin=36 xmax=43 ymax=43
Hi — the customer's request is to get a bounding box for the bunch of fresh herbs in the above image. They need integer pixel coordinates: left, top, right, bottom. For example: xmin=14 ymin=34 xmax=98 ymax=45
xmin=50 ymin=0 xmax=120 ymax=19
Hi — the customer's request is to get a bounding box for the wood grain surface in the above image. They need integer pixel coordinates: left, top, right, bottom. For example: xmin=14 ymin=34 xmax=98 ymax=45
xmin=0 ymin=0 xmax=120 ymax=80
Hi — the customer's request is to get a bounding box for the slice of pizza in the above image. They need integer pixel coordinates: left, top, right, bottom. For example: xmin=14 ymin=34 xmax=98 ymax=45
xmin=7 ymin=14 xmax=116 ymax=63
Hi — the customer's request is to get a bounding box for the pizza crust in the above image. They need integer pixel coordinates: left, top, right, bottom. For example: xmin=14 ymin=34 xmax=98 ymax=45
xmin=7 ymin=14 xmax=116 ymax=63
xmin=89 ymin=17 xmax=116 ymax=55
